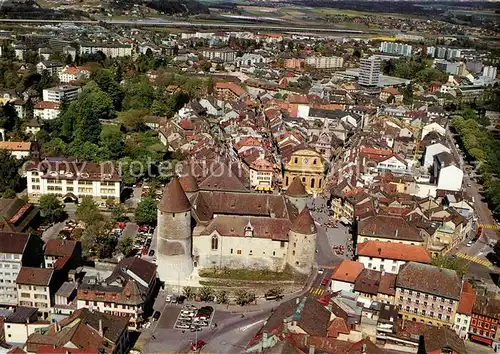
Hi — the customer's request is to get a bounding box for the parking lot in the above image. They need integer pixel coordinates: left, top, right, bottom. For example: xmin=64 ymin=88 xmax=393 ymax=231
xmin=173 ymin=304 xmax=215 ymax=332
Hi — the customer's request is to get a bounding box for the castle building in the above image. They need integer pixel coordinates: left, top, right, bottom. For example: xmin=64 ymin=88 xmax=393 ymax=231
xmin=156 ymin=176 xmax=317 ymax=284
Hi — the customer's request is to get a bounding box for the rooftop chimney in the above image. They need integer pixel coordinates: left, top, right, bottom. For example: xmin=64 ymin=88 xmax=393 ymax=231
xmin=395 ymin=229 xmax=398 ymax=238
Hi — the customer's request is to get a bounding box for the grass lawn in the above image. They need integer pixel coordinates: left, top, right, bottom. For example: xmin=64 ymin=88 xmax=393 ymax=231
xmin=101 ymin=123 xmax=121 ymax=138
xmin=199 ymin=267 xmax=294 ymax=281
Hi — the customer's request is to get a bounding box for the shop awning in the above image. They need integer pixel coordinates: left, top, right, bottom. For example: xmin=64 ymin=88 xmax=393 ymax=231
xmin=471 ymin=335 xmax=493 ymax=345
xmin=340 ymin=217 xmax=352 ymax=225
xmin=255 ymin=186 xmax=272 ymax=191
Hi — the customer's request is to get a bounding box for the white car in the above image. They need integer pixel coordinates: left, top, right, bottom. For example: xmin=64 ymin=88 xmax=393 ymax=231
xmin=466 ymin=241 xmax=473 ymax=247
xmin=165 ymin=295 xmax=172 ymax=303
xmin=318 ymin=268 xmax=324 ymax=274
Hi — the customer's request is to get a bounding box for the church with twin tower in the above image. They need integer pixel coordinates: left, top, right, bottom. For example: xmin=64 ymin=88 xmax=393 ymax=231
xmin=156 ymin=176 xmax=317 ymax=285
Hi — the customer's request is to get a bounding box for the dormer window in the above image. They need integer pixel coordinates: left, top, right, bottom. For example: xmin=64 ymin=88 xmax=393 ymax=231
xmin=244 ymin=221 xmax=254 ymax=237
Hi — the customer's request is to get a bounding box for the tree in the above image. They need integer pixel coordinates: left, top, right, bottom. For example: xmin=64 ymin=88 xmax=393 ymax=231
xmin=215 ymin=290 xmax=229 ymax=304
xmin=135 ymin=196 xmax=157 ymax=225
xmin=198 ymin=286 xmax=214 ymax=302
xmin=39 ymin=194 xmax=66 ymax=223
xmin=117 ymin=233 xmax=135 ymax=256
xmin=41 ymin=137 xmax=67 ymax=157
xmin=234 ymin=289 xmax=256 ymax=306
xmin=2 ymin=188 xmax=16 ymax=198
xmin=183 ymin=286 xmax=195 ymax=300
xmin=0 ymin=150 xmax=22 ymax=193
xmin=265 ymin=287 xmax=284 ymax=299
xmin=100 ymin=131 xmax=125 ymax=160
xmin=108 ymin=200 xmax=127 ymax=222
xmin=75 ymin=196 xmax=102 ymax=226
xmin=120 ymin=109 xmax=149 ymax=131
xmin=431 ymin=254 xmax=468 ymax=278
xmin=81 ymin=220 xmax=115 ymax=259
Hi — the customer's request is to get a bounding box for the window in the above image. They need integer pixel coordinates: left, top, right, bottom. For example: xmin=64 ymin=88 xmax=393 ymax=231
xmin=294 ymin=158 xmax=298 ymax=164
xmin=391 ymin=265 xmax=396 ymax=272
xmin=285 ymin=176 xmax=289 ymax=186
xmin=485 ymin=323 xmax=489 ymax=329
xmin=310 ymin=178 xmax=315 ymax=188
xmin=313 ymin=159 xmax=317 ymax=165
xmin=446 ymin=315 xmax=450 ymax=321
xmin=230 ymin=249 xmax=233 ymax=254
xmin=273 ymin=251 xmax=276 ymax=256
xmin=237 ymin=250 xmax=242 ymax=255
xmin=211 ymin=236 xmax=218 ymax=250
xmin=319 ymin=179 xmax=322 ymax=188
xmin=422 ymin=310 xmax=426 ymax=316
xmin=280 ymin=241 xmax=285 ymax=248
xmin=405 ymin=306 xmax=410 ymax=312
xmin=416 ymin=292 xmax=420 ymax=298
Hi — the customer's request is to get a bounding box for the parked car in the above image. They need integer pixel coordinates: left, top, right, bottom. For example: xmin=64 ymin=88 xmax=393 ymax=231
xmin=191 ymin=340 xmax=206 ymax=351
xmin=466 ymin=241 xmax=473 ymax=247
xmin=165 ymin=295 xmax=172 ymax=303
xmin=148 ymin=249 xmax=155 ymax=257
xmin=318 ymin=268 xmax=324 ymax=274
xmin=321 ymin=278 xmax=329 ymax=286
xmin=153 ymin=311 xmax=161 ymax=321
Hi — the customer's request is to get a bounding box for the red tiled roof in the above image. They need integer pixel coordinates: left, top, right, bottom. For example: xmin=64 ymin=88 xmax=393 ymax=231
xmin=331 ymin=260 xmax=364 ymax=283
xmin=456 ymin=282 xmax=475 ymax=316
xmin=159 ymin=178 xmax=191 ymax=213
xmin=16 ymin=267 xmax=53 ymax=286
xmin=215 ymin=81 xmax=246 ymax=97
xmin=383 ymin=87 xmax=400 ymax=95
xmin=34 ymin=101 xmax=60 ymax=110
xmin=291 ymin=207 xmax=316 ymax=235
xmin=357 ymin=241 xmax=431 ymax=263
xmin=327 ymin=317 xmax=350 ymax=338
xmin=44 ymin=239 xmax=77 ymax=257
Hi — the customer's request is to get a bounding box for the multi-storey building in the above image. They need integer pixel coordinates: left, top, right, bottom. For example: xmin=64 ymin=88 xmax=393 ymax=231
xmin=379 ymin=42 xmax=412 ymax=57
xmin=304 ymin=56 xmax=344 ymax=70
xmin=201 ymin=48 xmax=237 ymax=62
xmin=16 ymin=267 xmax=55 ymax=317
xmin=59 ymin=65 xmax=91 ymax=83
xmin=76 ymin=257 xmax=158 ymax=329
xmin=34 ymin=101 xmax=60 ymax=120
xmin=36 ymin=60 xmax=63 ymax=76
xmin=25 ymin=308 xmax=130 ymax=354
xmin=249 ymin=158 xmax=274 ymax=191
xmin=359 ymin=56 xmax=381 ymax=87
xmin=395 ymin=262 xmax=461 ymax=327
xmin=356 ymin=241 xmax=432 ymax=274
xmin=454 ymin=282 xmax=475 ymax=339
xmin=42 ymin=85 xmax=81 ymax=103
xmin=26 ymin=158 xmax=121 ymax=206
xmin=214 ymin=81 xmax=247 ymax=101
xmin=79 ymin=43 xmax=133 ymax=58
xmin=469 ymin=295 xmax=500 ymax=348
xmin=357 ymin=215 xmax=424 ymax=246
xmin=283 ymin=149 xmax=326 ymax=195
xmin=0 ymin=232 xmax=43 ymax=308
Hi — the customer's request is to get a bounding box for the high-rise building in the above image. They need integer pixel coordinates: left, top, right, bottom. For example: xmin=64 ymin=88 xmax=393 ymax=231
xmin=436 ymin=47 xmax=447 ymax=59
xmin=446 ymin=48 xmax=462 ymax=60
xmin=426 ymin=46 xmax=436 ymax=57
xmin=379 ymin=42 xmax=412 ymax=57
xmin=304 ymin=56 xmax=344 ymax=69
xmin=482 ymin=65 xmax=498 ymax=80
xmin=359 ymin=56 xmax=381 ymax=87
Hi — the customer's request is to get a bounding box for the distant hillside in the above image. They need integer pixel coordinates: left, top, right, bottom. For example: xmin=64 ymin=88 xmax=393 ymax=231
xmin=146 ymin=0 xmax=210 ymax=15
xmin=113 ymin=0 xmax=210 ymax=15
xmin=0 ymin=0 xmax=89 ymax=20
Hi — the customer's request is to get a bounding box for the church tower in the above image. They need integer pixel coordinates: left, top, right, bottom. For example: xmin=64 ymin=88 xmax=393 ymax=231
xmin=286 ymin=207 xmax=317 ymax=273
xmin=156 ymin=178 xmax=194 ymax=283
xmin=285 ymin=177 xmax=309 ymax=213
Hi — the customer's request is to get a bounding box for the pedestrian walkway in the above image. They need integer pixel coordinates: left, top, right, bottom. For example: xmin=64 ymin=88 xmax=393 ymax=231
xmin=456 ymin=252 xmax=492 ymax=267
xmin=309 ymin=287 xmax=326 ymax=296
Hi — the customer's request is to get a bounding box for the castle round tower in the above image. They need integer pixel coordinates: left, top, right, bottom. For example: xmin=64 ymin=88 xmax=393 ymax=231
xmin=156 ymin=178 xmax=194 ymax=283
xmin=285 ymin=177 xmax=309 ymax=213
xmin=286 ymin=207 xmax=317 ymax=274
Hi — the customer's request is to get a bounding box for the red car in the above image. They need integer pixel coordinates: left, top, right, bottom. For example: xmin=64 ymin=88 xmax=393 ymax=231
xmin=321 ymin=278 xmax=329 ymax=286
xmin=191 ymin=340 xmax=205 ymax=351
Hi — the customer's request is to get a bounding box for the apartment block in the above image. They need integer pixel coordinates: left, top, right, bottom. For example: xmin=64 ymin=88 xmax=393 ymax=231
xmin=0 ymin=232 xmax=44 ymax=308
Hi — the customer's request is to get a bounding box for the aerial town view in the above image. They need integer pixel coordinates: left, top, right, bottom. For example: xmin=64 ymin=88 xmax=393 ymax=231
xmin=0 ymin=0 xmax=499 ymax=353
